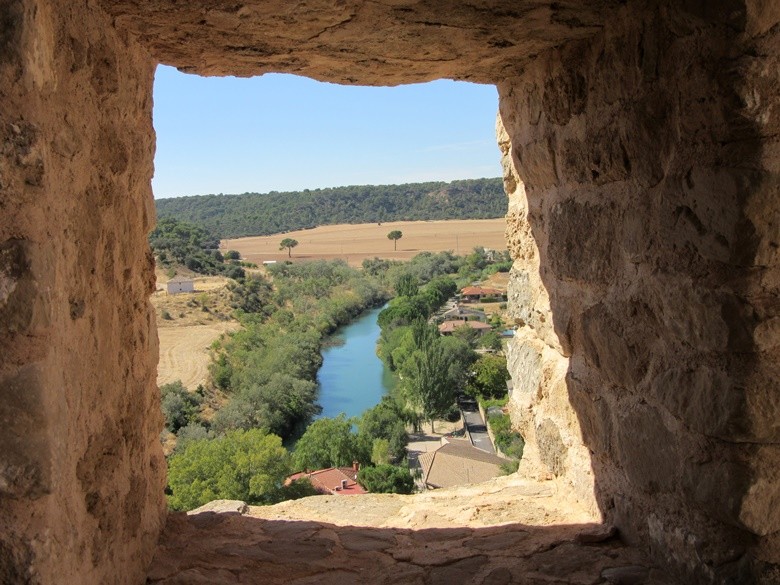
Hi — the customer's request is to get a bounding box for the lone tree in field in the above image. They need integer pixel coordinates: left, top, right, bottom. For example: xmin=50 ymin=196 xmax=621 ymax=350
xmin=387 ymin=230 xmax=402 ymax=251
xmin=279 ymin=238 xmax=298 ymax=258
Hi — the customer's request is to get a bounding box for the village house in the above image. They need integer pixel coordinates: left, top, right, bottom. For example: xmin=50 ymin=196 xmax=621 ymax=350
xmin=438 ymin=320 xmax=492 ymax=336
xmin=418 ymin=439 xmax=508 ymax=489
xmin=440 ymin=304 xmax=487 ymax=322
xmin=459 ymin=286 xmax=506 ymax=303
xmin=286 ymin=464 xmax=367 ymax=496
xmin=166 ymin=277 xmax=194 ymax=295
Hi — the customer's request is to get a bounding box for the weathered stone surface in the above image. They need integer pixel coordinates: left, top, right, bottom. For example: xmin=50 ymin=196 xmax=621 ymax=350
xmin=96 ymin=1 xmax=618 ymax=84
xmin=601 ymin=565 xmax=650 ymax=585
xmin=502 ymin=1 xmax=780 ymax=583
xmin=190 ymin=500 xmax=249 ymax=515
xmin=147 ymin=479 xmax=673 ymax=585
xmin=1 ymin=0 xmax=164 ymax=583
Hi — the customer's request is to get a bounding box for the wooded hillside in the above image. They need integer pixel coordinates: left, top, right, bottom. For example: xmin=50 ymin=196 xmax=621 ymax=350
xmin=155 ymin=178 xmax=505 ymax=239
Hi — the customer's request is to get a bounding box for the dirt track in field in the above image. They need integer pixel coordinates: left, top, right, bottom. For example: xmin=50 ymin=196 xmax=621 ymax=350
xmin=222 ymin=218 xmax=507 ymax=267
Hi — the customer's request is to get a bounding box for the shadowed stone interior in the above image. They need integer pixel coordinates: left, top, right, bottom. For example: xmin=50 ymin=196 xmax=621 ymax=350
xmin=1 ymin=0 xmax=777 ymax=583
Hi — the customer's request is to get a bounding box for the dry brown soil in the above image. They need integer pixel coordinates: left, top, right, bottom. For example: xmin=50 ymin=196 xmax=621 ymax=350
xmin=222 ymin=218 xmax=507 ymax=267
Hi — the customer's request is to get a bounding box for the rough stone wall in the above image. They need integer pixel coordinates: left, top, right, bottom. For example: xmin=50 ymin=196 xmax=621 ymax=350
xmin=500 ymin=1 xmax=780 ymax=582
xmin=0 ymin=1 xmax=166 ymax=583
xmin=97 ymin=0 xmax=615 ymax=84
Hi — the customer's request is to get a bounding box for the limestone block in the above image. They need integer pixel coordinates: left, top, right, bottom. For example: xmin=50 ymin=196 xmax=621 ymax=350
xmin=507 ymin=331 xmax=543 ymax=399
xmin=650 ymin=366 xmax=752 ymax=440
xmin=616 ymin=404 xmax=678 ymax=496
xmin=535 ymin=418 xmax=567 ymax=477
xmin=573 ymin=302 xmax=654 ymax=391
xmin=547 ymin=200 xmax=619 ymax=284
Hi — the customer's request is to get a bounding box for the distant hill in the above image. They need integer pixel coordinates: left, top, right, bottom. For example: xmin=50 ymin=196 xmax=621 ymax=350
xmin=155 ymin=178 xmax=506 ymax=240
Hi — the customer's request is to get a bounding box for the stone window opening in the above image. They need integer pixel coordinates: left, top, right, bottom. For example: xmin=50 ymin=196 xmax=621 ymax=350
xmin=2 ymin=2 xmax=777 ymax=584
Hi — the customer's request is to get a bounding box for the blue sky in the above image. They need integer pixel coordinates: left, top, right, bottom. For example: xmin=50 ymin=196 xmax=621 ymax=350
xmin=152 ymin=65 xmax=501 ymax=199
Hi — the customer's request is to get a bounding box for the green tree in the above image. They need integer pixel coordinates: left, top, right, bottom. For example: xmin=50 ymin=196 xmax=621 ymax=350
xmin=358 ymin=397 xmax=409 ymax=463
xmin=370 ymin=438 xmax=391 ymax=465
xmin=224 ymin=249 xmax=241 ymax=260
xmin=387 ymin=230 xmax=403 ymax=251
xmin=173 ymin=423 xmax=212 ymax=454
xmin=357 ymin=464 xmax=414 ymax=494
xmin=293 ymin=415 xmax=366 ymax=471
xmin=478 ymin=330 xmax=503 ymax=352
xmin=394 ymin=273 xmax=418 ymax=297
xmin=160 ymin=381 xmax=202 ymax=433
xmin=402 ymin=320 xmax=458 ymax=433
xmin=167 ymin=429 xmax=291 ymax=511
xmin=279 ymin=238 xmax=299 ymax=257
xmin=468 ymin=355 xmax=510 ymax=398
xmin=377 ymin=296 xmax=429 ymax=329
xmin=228 ymin=274 xmax=273 ymax=314
xmin=212 ymin=373 xmax=319 ymax=438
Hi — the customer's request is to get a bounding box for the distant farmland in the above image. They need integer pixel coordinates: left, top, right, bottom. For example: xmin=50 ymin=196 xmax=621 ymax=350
xmin=222 ymin=218 xmax=507 ymax=267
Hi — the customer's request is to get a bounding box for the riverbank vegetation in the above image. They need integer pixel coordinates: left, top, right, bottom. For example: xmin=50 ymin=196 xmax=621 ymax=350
xmin=209 ymin=261 xmax=388 ymax=438
xmin=156 ymin=178 xmax=505 ymax=239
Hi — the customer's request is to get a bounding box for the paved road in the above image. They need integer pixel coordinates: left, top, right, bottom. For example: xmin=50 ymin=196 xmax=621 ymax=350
xmin=461 ymin=406 xmax=496 ymax=453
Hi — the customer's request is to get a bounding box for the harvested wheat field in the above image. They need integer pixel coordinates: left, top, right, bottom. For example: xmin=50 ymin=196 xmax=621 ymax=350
xmin=156 ymin=323 xmax=238 ymax=389
xmin=222 ymin=218 xmax=507 ymax=266
xmin=152 ymin=272 xmax=240 ymax=389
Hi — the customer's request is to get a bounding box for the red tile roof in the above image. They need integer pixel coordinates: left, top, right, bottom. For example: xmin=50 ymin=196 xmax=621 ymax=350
xmin=460 ymin=286 xmax=504 ymax=296
xmin=438 ymin=320 xmax=493 ymax=334
xmin=287 ymin=467 xmax=367 ymax=495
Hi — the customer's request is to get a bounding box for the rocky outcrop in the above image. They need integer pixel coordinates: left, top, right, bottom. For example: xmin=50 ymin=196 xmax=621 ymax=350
xmin=2 ymin=0 xmax=778 ymax=583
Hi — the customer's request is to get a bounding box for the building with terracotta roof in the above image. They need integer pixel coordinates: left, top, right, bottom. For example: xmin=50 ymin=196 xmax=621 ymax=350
xmin=459 ymin=286 xmax=506 ymax=302
xmin=438 ymin=320 xmax=492 ymax=336
xmin=418 ymin=439 xmax=509 ymax=489
xmin=286 ymin=465 xmax=367 ymax=495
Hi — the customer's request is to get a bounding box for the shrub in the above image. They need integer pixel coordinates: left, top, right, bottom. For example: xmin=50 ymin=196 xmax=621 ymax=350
xmin=293 ymin=415 xmax=366 ymax=471
xmin=487 ymin=411 xmax=524 ymax=460
xmin=173 ymin=423 xmax=212 ymax=454
xmin=160 ymin=381 xmax=202 ymax=433
xmin=357 ymin=464 xmax=415 ymax=494
xmin=224 ymin=265 xmax=245 ymax=280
